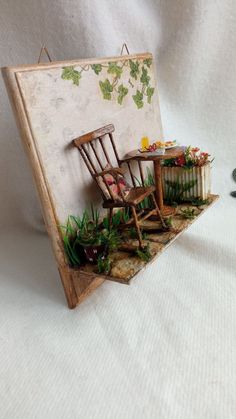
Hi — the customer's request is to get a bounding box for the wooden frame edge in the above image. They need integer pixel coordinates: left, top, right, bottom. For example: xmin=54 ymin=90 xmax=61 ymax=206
xmin=1 ymin=52 xmax=153 ymax=73
xmin=1 ymin=66 xmax=106 ymax=309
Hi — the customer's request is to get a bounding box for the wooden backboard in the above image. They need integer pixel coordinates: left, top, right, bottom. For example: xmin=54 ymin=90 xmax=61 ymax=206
xmin=2 ymin=53 xmax=163 ymax=308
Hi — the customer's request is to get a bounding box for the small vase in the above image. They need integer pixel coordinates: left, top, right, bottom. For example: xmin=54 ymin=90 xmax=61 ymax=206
xmin=83 ymin=244 xmax=105 ymax=263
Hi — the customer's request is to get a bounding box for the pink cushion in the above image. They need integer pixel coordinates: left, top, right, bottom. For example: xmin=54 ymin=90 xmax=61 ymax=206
xmin=98 ymin=166 xmax=131 ymax=201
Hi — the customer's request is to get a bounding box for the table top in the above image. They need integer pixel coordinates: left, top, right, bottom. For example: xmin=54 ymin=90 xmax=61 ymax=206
xmin=124 ymin=146 xmax=184 ymax=162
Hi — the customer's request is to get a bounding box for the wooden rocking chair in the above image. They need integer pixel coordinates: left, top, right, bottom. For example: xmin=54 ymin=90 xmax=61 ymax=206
xmin=73 ymin=124 xmax=167 ymax=248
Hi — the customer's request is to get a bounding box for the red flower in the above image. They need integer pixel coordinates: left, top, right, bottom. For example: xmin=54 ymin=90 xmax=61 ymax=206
xmin=175 ymin=154 xmax=186 ymax=167
xmin=191 ymin=147 xmax=200 ymax=153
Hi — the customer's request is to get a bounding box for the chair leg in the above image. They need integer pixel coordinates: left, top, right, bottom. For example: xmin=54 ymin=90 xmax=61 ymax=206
xmin=131 ymin=206 xmax=143 ymax=249
xmin=151 ymin=193 xmax=167 ymax=229
xmin=108 ymin=208 xmax=113 ymax=230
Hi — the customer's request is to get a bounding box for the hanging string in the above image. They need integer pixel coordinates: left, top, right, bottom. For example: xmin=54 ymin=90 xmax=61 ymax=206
xmin=37 ymin=45 xmax=53 ymax=63
xmin=120 ymin=43 xmax=130 ymax=55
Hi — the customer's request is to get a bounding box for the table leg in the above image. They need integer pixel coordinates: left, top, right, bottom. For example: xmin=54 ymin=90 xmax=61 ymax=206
xmin=154 ymin=160 xmax=163 ymax=211
xmin=153 ymin=160 xmax=176 ymax=217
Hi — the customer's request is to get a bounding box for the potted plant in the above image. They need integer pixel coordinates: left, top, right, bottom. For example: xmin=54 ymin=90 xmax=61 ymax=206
xmin=77 ymin=208 xmax=121 ymax=264
xmin=62 ymin=206 xmax=122 ymax=266
xmin=162 ymin=146 xmax=213 ymax=202
xmin=76 ymin=207 xmax=105 ymax=263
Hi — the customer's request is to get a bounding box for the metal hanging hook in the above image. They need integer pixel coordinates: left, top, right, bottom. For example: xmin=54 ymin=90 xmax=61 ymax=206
xmin=37 ymin=45 xmax=53 ymax=63
xmin=120 ymin=43 xmax=130 ymax=55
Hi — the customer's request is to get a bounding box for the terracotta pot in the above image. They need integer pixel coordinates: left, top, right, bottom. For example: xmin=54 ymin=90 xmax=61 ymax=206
xmin=82 ymin=244 xmax=105 ymax=263
xmin=162 ymin=163 xmax=211 ymax=200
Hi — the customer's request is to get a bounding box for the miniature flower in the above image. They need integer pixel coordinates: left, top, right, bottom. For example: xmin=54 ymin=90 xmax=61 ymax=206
xmin=163 ymin=145 xmax=212 ymax=168
xmin=175 ymin=155 xmax=186 ymax=167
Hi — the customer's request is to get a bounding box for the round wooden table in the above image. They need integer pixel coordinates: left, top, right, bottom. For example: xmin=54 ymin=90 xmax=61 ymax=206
xmin=125 ymin=147 xmax=184 ymax=216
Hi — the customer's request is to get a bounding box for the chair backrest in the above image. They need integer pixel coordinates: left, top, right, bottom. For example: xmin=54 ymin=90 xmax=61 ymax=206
xmin=73 ymin=124 xmax=120 ymax=173
xmin=73 ymin=124 xmax=122 ymax=201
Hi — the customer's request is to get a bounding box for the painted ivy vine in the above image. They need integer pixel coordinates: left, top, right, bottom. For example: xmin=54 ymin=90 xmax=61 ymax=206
xmin=61 ymin=57 xmax=155 ymax=109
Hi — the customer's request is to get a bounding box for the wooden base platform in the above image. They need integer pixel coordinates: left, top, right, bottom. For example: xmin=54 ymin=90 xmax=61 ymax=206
xmin=61 ymin=195 xmax=219 ymax=307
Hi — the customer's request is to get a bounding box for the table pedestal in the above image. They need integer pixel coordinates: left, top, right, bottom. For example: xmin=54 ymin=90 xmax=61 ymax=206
xmin=154 ymin=160 xmax=176 ymax=217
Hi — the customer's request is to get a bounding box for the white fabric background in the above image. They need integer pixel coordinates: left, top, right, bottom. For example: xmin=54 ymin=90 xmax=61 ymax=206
xmin=0 ymin=1 xmax=236 ymax=418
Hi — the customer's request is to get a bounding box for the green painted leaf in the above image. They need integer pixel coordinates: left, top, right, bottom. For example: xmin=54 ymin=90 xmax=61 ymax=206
xmin=140 ymin=66 xmax=150 ymax=87
xmin=61 ymin=67 xmax=75 ymax=80
xmin=117 ymin=84 xmax=128 ymax=105
xmin=129 ymin=60 xmax=140 ymax=80
xmin=91 ymin=64 xmax=102 ymax=75
xmin=132 ymin=90 xmax=144 ymax=109
xmin=147 ymin=86 xmax=155 ymax=103
xmin=143 ymin=58 xmax=152 ymax=68
xmin=72 ymin=71 xmax=81 ymax=86
xmin=61 ymin=66 xmax=81 ymax=86
xmin=99 ymin=79 xmax=113 ymax=100
xmin=107 ymin=62 xmax=122 ymax=78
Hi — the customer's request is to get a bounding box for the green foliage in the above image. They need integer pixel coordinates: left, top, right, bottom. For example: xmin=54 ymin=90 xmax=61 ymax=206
xmin=129 ymin=60 xmax=140 ymax=80
xmin=180 ymin=207 xmax=197 ymax=220
xmin=165 ymin=179 xmax=197 ymax=205
xmin=90 ymin=203 xmax=100 ymax=228
xmin=108 ymin=62 xmax=122 ymax=78
xmin=143 ymin=58 xmax=152 ymax=67
xmin=136 ymin=244 xmax=152 ymax=262
xmin=91 ymin=64 xmax=102 ymax=75
xmin=140 ymin=66 xmax=150 ymax=87
xmin=62 ymin=234 xmax=81 ymax=267
xmin=189 ymin=197 xmax=210 ymax=206
xmin=61 ymin=58 xmax=155 ymax=109
xmin=102 ymin=216 xmax=110 ymax=231
xmin=60 ymin=215 xmax=83 ymax=267
xmin=122 ymin=208 xmax=131 ymax=224
xmin=76 ymin=205 xmax=101 ymax=246
xmin=101 ymin=228 xmax=120 ymax=251
xmin=62 ymin=208 xmax=101 ymax=256
xmin=146 ymin=167 xmax=155 ymax=186
xmin=135 ymin=167 xmax=155 ymax=209
xmin=102 ymin=208 xmax=130 ymax=229
xmin=61 ymin=205 xmax=127 ymax=267
xmin=184 ymin=146 xmax=196 ymax=168
xmin=132 ymin=90 xmax=144 ymax=109
xmin=77 ymin=220 xmax=101 ymax=246
xmin=163 ymin=158 xmax=176 ymax=167
xmin=165 ymin=217 xmax=173 ymax=227
xmin=61 ymin=66 xmax=81 ymax=86
xmin=128 ymin=227 xmax=147 ymax=240
xmin=147 ymin=86 xmax=155 ymax=104
xmin=99 ymin=79 xmax=113 ymax=100
xmin=97 ymin=254 xmax=111 ymax=275
xmin=129 ymin=227 xmax=139 ymax=239
xmin=117 ymin=84 xmax=128 ymax=104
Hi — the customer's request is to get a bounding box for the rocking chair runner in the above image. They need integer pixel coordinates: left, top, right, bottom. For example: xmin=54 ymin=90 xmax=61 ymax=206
xmin=73 ymin=124 xmax=167 ymax=248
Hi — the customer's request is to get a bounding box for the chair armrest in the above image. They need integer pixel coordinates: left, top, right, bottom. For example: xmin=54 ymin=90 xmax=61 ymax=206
xmin=94 ymin=167 xmax=126 ymax=178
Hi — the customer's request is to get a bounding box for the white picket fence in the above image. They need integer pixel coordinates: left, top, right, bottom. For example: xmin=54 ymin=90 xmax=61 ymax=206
xmin=162 ymin=163 xmax=211 ymax=200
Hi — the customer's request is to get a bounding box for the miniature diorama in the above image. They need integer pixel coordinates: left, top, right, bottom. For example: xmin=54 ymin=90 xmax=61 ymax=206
xmin=2 ymin=50 xmax=218 ymax=308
